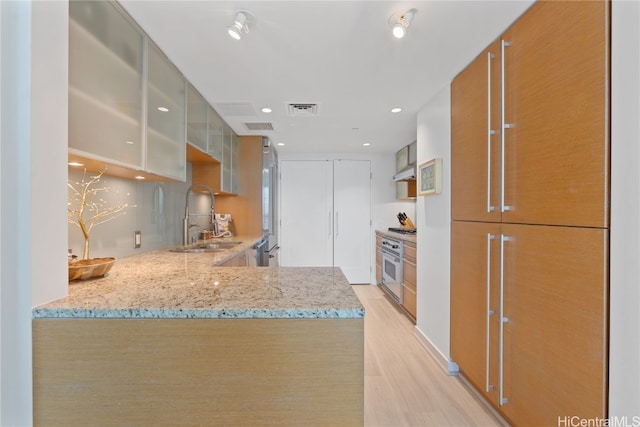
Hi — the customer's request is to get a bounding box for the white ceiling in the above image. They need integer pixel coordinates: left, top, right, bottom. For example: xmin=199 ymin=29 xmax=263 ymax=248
xmin=118 ymin=0 xmax=534 ymax=154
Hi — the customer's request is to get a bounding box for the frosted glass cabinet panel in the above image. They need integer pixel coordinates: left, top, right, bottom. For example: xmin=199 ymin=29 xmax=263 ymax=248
xmin=207 ymin=107 xmax=224 ymax=162
xmin=186 ymin=84 xmax=208 ymax=153
xmin=69 ymin=1 xmax=144 ymax=169
xmin=221 ymin=123 xmax=233 ymax=193
xmin=146 ymin=42 xmax=186 ymax=181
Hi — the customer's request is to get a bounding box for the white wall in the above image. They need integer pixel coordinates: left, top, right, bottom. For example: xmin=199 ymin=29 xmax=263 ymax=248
xmin=0 ymin=3 xmax=33 ymax=423
xmin=1 ymin=1 xmax=70 ymax=424
xmin=279 ymin=151 xmax=415 ymax=284
xmin=414 ymin=86 xmax=454 ymax=369
xmin=609 ymin=0 xmax=640 ymax=418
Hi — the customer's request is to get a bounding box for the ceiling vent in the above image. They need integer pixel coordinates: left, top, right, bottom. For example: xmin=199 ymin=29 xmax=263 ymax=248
xmin=244 ymin=122 xmax=274 ymax=131
xmin=287 ymin=103 xmax=319 ymax=117
xmin=215 ymin=102 xmax=256 ymax=116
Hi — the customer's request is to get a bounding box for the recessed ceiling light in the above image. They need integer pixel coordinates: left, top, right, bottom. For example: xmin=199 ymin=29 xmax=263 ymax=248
xmin=363 ymin=142 xmax=371 ymax=147
xmin=157 ymin=107 xmax=169 ymax=112
xmin=134 ymin=176 xmax=145 ymax=180
xmin=277 ymin=142 xmax=285 ymax=146
xmin=125 ymin=140 xmax=135 ymax=145
xmin=391 ymin=107 xmax=402 ymax=113
xmin=68 ymin=161 xmax=84 ymax=167
xmin=261 ymin=107 xmax=272 ymax=113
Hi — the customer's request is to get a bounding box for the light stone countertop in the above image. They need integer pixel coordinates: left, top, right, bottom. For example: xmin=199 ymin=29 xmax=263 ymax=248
xmin=33 ymin=236 xmax=364 ymax=320
xmin=376 ymin=229 xmax=417 ymax=244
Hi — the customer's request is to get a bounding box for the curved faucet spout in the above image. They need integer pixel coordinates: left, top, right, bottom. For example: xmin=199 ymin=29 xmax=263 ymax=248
xmin=183 ymin=184 xmax=215 ymax=246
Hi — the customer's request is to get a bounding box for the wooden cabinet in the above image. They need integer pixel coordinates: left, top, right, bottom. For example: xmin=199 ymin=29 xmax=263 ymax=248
xmin=451 ymin=222 xmax=608 ymax=425
xmin=451 ymin=39 xmax=502 ymax=223
xmin=401 ymin=240 xmax=417 ymax=320
xmin=375 ymin=236 xmax=382 ymax=285
xmin=450 ymin=1 xmax=609 ymax=424
xmin=501 ymin=2 xmax=609 ymax=228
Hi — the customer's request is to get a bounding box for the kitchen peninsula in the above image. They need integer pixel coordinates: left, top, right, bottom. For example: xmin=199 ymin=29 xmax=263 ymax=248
xmin=32 ymin=238 xmax=364 ymax=426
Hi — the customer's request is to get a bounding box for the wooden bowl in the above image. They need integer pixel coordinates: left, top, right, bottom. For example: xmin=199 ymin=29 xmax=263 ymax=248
xmin=68 ymin=257 xmax=116 ymax=281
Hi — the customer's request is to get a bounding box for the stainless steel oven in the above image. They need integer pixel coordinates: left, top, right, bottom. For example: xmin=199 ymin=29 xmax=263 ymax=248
xmin=379 ymin=237 xmax=403 ymax=303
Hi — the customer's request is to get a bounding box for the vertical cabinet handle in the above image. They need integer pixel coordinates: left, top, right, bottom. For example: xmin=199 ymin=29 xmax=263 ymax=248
xmin=501 ymin=40 xmax=512 ymax=213
xmin=499 ymin=234 xmax=511 ymax=406
xmin=487 ymin=52 xmax=496 ymax=213
xmin=335 ymin=212 xmax=339 ymax=237
xmin=328 ymin=211 xmax=332 ymax=237
xmin=486 ymin=233 xmax=496 ymax=393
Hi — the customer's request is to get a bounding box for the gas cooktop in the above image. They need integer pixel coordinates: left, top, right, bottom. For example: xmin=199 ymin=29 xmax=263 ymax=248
xmin=387 ymin=227 xmax=416 ymax=235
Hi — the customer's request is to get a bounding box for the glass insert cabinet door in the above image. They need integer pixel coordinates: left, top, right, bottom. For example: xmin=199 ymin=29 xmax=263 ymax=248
xmin=69 ymin=0 xmax=144 ymax=169
xmin=146 ymin=41 xmax=186 ymax=181
xmin=186 ymin=83 xmax=208 ymax=153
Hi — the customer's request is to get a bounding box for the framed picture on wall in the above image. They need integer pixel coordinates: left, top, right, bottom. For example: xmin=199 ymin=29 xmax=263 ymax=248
xmin=418 ymin=158 xmax=442 ymax=196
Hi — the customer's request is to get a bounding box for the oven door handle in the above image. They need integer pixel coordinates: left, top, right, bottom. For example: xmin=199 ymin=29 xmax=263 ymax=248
xmin=379 ymin=247 xmax=401 ymax=260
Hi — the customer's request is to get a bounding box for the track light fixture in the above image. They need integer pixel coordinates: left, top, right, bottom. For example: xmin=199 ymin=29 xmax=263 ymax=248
xmin=227 ymin=11 xmax=250 ymax=40
xmin=390 ymin=9 xmax=417 ymax=39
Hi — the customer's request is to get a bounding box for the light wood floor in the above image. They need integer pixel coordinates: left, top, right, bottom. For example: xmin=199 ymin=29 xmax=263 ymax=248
xmin=352 ymin=284 xmax=503 ymax=427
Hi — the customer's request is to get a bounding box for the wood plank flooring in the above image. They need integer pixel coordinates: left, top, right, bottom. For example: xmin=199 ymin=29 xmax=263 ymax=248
xmin=353 ymin=284 xmax=503 ymax=427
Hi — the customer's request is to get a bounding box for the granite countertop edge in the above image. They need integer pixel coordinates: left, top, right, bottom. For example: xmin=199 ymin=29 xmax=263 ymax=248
xmin=33 ymin=237 xmax=364 ymax=320
xmin=32 ymin=307 xmax=365 ymax=319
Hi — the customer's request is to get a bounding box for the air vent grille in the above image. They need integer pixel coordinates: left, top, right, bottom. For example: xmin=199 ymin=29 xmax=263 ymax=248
xmin=287 ymin=103 xmax=319 ymax=117
xmin=244 ymin=122 xmax=274 ymax=131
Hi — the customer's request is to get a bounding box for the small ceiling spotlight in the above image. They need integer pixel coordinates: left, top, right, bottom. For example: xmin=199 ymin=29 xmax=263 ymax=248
xmin=227 ymin=11 xmax=250 ymax=40
xmin=390 ymin=9 xmax=417 ymax=39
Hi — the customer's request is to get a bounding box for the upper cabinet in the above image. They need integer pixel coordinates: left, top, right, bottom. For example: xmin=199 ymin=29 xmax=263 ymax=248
xmin=451 ymin=39 xmax=502 ymax=223
xmin=146 ymin=41 xmax=186 ymax=181
xmin=69 ymin=1 xmax=145 ymax=172
xmin=501 ymin=2 xmax=608 ymax=228
xmin=186 ymin=84 xmax=208 ymax=155
xmin=67 ymin=1 xmax=244 ymax=182
xmin=452 ymin=1 xmax=609 ymax=228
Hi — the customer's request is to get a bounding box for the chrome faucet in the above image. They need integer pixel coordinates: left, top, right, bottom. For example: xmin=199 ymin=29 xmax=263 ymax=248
xmin=183 ymin=184 xmax=215 ymax=246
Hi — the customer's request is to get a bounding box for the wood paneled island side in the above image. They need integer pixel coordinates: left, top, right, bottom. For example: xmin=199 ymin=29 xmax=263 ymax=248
xmin=32 ymin=249 xmax=364 ymax=426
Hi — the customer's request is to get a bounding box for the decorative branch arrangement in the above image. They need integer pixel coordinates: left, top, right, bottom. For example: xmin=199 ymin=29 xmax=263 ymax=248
xmin=67 ymin=169 xmax=131 ymax=260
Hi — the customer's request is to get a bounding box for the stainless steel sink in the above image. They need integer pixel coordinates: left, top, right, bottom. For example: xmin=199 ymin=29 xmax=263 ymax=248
xmin=169 ymin=241 xmax=240 ymax=253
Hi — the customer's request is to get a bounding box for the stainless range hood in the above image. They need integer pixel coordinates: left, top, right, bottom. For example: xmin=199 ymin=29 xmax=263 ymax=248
xmin=393 ymin=164 xmax=416 ymax=181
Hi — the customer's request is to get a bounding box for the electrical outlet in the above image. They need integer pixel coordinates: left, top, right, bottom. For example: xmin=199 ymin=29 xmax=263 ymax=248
xmin=134 ymin=231 xmax=141 ymax=249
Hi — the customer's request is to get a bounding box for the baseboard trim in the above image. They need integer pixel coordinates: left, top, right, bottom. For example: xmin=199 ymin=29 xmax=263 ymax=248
xmin=413 ymin=327 xmax=459 ymax=376
xmin=457 ymin=373 xmax=511 ymax=427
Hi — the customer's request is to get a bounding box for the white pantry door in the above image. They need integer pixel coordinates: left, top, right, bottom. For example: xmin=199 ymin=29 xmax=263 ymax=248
xmin=279 ymin=159 xmax=371 ymax=284
xmin=280 ymin=161 xmax=334 ymax=267
xmin=333 ymin=160 xmax=371 ymax=284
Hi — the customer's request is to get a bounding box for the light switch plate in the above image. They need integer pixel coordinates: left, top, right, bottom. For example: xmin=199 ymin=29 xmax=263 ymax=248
xmin=134 ymin=231 xmax=141 ymax=249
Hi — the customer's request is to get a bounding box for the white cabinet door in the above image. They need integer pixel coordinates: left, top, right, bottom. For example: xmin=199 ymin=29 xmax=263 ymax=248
xmin=334 ymin=160 xmax=371 ymax=284
xmin=280 ymin=161 xmax=333 ymax=267
xmin=280 ymin=160 xmax=371 ymax=284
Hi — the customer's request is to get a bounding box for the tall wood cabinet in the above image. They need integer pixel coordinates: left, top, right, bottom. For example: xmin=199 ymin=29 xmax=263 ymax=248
xmin=450 ymin=2 xmax=609 ymax=425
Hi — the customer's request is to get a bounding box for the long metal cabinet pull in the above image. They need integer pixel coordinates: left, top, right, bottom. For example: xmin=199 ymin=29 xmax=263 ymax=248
xmin=487 ymin=52 xmax=496 ymax=213
xmin=335 ymin=212 xmax=339 ymax=237
xmin=328 ymin=212 xmax=332 ymax=237
xmin=486 ymin=233 xmax=496 ymax=393
xmin=499 ymin=234 xmax=511 ymax=406
xmin=500 ymin=40 xmax=512 ymax=213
